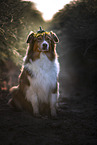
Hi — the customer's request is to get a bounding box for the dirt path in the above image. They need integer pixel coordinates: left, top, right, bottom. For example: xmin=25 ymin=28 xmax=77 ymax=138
xmin=0 ymin=84 xmax=97 ymax=145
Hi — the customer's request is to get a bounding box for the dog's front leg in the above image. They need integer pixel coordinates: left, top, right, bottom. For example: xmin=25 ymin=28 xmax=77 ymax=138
xmin=26 ymin=91 xmax=39 ymax=116
xmin=31 ymin=94 xmax=39 ymax=116
xmin=50 ymin=93 xmax=57 ymax=117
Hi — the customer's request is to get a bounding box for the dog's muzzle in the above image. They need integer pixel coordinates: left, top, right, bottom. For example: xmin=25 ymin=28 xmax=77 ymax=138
xmin=41 ymin=41 xmax=49 ymax=51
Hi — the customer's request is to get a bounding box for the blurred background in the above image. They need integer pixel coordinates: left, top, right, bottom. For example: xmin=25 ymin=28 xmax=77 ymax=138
xmin=0 ymin=1 xmax=97 ymax=144
xmin=0 ymin=0 xmax=97 ymax=97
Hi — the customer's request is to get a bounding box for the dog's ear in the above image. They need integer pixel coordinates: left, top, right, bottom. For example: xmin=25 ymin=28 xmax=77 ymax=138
xmin=26 ymin=31 xmax=34 ymax=43
xmin=50 ymin=31 xmax=59 ymax=43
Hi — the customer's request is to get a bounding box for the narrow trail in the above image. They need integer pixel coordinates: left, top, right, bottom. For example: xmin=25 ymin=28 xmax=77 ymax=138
xmin=0 ymin=83 xmax=97 ymax=145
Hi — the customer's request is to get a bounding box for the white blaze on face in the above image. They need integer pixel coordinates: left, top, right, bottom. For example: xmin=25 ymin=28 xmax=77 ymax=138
xmin=41 ymin=40 xmax=49 ymax=51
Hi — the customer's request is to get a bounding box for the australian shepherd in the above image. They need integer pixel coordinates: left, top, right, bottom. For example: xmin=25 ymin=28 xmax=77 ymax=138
xmin=8 ymin=27 xmax=60 ymax=117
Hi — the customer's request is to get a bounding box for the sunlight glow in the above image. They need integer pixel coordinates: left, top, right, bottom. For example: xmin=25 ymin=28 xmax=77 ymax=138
xmin=22 ymin=0 xmax=72 ymax=21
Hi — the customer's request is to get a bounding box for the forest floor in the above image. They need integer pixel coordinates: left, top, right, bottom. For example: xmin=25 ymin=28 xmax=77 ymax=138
xmin=0 ymin=79 xmax=97 ymax=145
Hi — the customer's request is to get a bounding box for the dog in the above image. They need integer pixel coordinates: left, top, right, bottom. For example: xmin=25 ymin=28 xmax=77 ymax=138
xmin=8 ymin=27 xmax=60 ymax=117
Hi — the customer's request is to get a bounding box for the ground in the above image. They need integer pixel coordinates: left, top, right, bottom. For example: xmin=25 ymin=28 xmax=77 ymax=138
xmin=0 ymin=80 xmax=97 ymax=145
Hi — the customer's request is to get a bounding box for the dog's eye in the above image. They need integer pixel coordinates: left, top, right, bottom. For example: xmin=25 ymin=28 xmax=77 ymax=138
xmin=37 ymin=36 xmax=42 ymax=41
xmin=46 ymin=37 xmax=51 ymax=41
xmin=46 ymin=38 xmax=49 ymax=41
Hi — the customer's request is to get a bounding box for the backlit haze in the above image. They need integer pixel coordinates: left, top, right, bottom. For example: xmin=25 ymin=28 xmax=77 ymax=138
xmin=22 ymin=0 xmax=72 ymax=21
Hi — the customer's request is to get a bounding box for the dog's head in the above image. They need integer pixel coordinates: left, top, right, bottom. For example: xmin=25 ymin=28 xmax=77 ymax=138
xmin=26 ymin=27 xmax=59 ymax=61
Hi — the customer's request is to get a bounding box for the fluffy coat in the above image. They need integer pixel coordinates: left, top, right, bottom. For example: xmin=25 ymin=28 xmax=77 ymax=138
xmin=8 ymin=29 xmax=60 ymax=117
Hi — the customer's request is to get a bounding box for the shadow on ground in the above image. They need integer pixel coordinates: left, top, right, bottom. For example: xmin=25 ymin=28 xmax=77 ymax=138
xmin=0 ymin=80 xmax=97 ymax=145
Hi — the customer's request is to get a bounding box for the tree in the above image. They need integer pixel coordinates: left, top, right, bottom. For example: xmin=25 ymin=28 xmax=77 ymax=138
xmin=0 ymin=0 xmax=45 ymax=66
xmin=49 ymin=0 xmax=97 ymax=89
xmin=0 ymin=0 xmax=46 ymax=88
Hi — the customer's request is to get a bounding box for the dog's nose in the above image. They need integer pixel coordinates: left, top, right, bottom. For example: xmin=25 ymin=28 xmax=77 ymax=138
xmin=43 ymin=43 xmax=47 ymax=48
xmin=42 ymin=43 xmax=47 ymax=50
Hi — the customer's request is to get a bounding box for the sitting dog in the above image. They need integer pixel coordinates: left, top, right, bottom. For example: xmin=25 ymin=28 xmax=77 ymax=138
xmin=8 ymin=27 xmax=60 ymax=117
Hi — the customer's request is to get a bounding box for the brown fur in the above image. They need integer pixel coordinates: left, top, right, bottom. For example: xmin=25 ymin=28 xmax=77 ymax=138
xmin=25 ymin=33 xmax=58 ymax=62
xmin=8 ymin=30 xmax=59 ymax=116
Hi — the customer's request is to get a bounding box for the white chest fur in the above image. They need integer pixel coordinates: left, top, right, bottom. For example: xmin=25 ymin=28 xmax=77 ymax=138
xmin=24 ymin=53 xmax=60 ymax=104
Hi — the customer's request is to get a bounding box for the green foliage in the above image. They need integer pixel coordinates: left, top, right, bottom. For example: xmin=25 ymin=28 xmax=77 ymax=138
xmin=48 ymin=0 xmax=97 ymax=86
xmin=51 ymin=0 xmax=97 ymax=56
xmin=0 ymin=0 xmax=46 ymax=66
